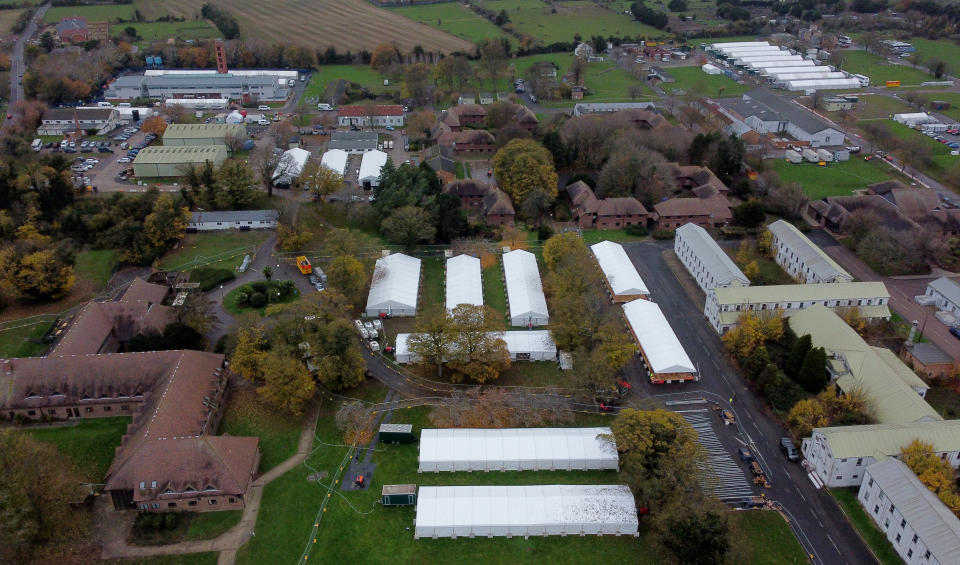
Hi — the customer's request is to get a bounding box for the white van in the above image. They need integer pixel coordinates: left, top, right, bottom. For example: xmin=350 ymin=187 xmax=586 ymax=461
xmin=258 ymin=105 xmax=270 ymax=111
xmin=31 ymin=138 xmax=42 ymax=152
xmin=97 ymin=101 xmax=114 ymax=108
xmin=317 ymin=103 xmax=333 ymax=111
xmin=117 ymin=102 xmax=132 ymax=108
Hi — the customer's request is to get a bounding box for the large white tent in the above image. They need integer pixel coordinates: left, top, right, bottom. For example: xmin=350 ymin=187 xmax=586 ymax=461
xmin=755 ymin=61 xmax=817 ymax=71
xmin=783 ymin=78 xmax=862 ymax=91
xmin=320 ymin=149 xmax=348 ymax=176
xmin=502 ymin=250 xmax=549 ymax=327
xmin=365 ymin=253 xmax=421 ymax=317
xmin=446 ymin=254 xmax=483 ymax=311
xmin=394 ymin=330 xmax=557 ymax=363
xmin=419 ymin=428 xmax=618 ymax=472
xmin=358 ymin=149 xmax=388 ymax=188
xmin=414 ymin=485 xmax=639 ymax=539
xmin=272 ymin=147 xmax=310 ymax=187
xmin=591 ymin=241 xmax=648 ymax=302
xmin=622 ymin=298 xmax=696 ymax=380
xmin=772 ymin=72 xmax=847 ymax=82
xmin=736 ymin=54 xmax=801 ymax=64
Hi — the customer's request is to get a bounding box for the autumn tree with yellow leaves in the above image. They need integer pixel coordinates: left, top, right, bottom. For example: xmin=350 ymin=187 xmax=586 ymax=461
xmin=721 ymin=310 xmax=784 ymax=360
xmin=902 ymin=439 xmax=960 ymax=516
xmin=492 ymin=138 xmax=558 ymax=207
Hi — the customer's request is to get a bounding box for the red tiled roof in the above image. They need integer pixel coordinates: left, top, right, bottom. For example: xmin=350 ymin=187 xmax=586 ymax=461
xmin=654 ymin=197 xmax=712 ymax=217
xmin=596 ymin=197 xmax=647 ymax=217
xmin=337 ymin=105 xmax=403 ymax=117
xmin=50 ymin=301 xmax=176 ymax=357
xmin=121 ymin=278 xmax=169 ymax=304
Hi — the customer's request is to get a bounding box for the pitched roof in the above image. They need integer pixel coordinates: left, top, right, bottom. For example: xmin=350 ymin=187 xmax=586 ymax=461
xmin=905 ymin=342 xmax=954 ymax=365
xmin=890 ymin=187 xmax=941 ymax=219
xmin=42 ymin=107 xmax=115 ymax=122
xmin=768 ymin=219 xmax=851 ymax=281
xmin=162 ymin=123 xmax=245 ymax=140
xmin=442 ymin=180 xmax=491 ymax=199
xmin=121 ymin=278 xmax=169 ymax=304
xmin=337 ymin=105 xmax=403 ymax=117
xmin=928 ymin=276 xmax=960 ymax=307
xmin=455 ymin=104 xmax=487 ymax=118
xmin=654 ymin=197 xmax=712 ymax=217
xmin=565 ymin=181 xmax=596 ymax=207
xmin=189 ymin=210 xmax=279 ymax=225
xmin=864 ymin=458 xmax=960 ymax=562
xmin=514 ymin=105 xmax=539 ymax=124
xmin=50 ymin=300 xmax=176 ymax=357
xmin=596 ymin=197 xmax=647 ymax=217
xmin=814 ymin=419 xmax=960 ymax=459
xmin=741 ymin=88 xmax=837 ymax=135
xmin=713 ymin=281 xmax=889 ymax=305
xmin=483 ymin=187 xmax=515 ymax=216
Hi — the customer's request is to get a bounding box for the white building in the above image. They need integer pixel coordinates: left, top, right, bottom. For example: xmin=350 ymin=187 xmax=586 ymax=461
xmin=704 ymin=281 xmax=890 ymax=334
xmin=445 ymin=254 xmax=483 ymax=311
xmin=894 ymin=113 xmax=939 ymax=128
xmin=418 ymin=428 xmax=618 ymax=473
xmin=674 ymin=223 xmax=750 ymax=294
xmin=858 ymin=458 xmax=960 ymax=565
xmin=365 ymin=253 xmax=421 ymax=318
xmin=590 ymin=241 xmax=649 ymax=303
xmin=38 ymin=107 xmax=119 ymax=136
xmin=622 ymin=299 xmax=696 ymax=383
xmin=720 ymin=89 xmax=845 ymax=147
xmin=782 ymin=78 xmax=863 ymax=91
xmin=394 ymin=330 xmax=556 ymax=363
xmin=319 ymin=149 xmax=348 ymax=177
xmin=358 ymin=150 xmax=388 ymax=190
xmin=272 ymin=147 xmax=310 ymax=188
xmin=414 ymin=485 xmax=639 ymax=539
xmin=187 ymin=210 xmax=279 ymax=231
xmin=502 ymin=250 xmax=549 ymax=327
xmin=768 ymin=219 xmax=852 ymax=283
xmin=925 ymin=277 xmax=960 ymax=318
xmin=802 ymin=420 xmax=960 ymax=489
xmin=336 ymin=105 xmax=404 ymax=128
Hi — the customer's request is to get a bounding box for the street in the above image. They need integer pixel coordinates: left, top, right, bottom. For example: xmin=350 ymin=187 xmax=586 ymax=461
xmin=5 ymin=3 xmax=49 ymax=128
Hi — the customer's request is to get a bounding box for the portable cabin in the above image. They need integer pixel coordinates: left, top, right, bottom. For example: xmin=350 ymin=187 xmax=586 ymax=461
xmin=816 ymin=149 xmax=834 ymax=162
xmin=379 ymin=423 xmax=415 ymax=444
xmin=381 ymin=484 xmax=417 ymax=506
xmin=802 ymin=148 xmax=820 ymax=162
xmin=784 ymin=149 xmax=802 ymax=164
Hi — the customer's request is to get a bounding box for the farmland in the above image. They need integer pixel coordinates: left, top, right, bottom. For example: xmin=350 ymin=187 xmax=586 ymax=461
xmin=476 ymin=0 xmax=666 ymax=44
xmin=134 ymin=0 xmax=472 ymax=53
xmin=123 ymin=20 xmax=220 ymax=42
xmin=43 ymin=4 xmax=133 ymax=23
xmin=388 ymin=2 xmax=511 ymax=44
xmin=0 ymin=8 xmax=25 ymax=34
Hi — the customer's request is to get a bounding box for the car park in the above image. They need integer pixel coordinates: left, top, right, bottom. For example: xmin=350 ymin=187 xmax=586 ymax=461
xmin=780 ymin=438 xmax=800 ymax=462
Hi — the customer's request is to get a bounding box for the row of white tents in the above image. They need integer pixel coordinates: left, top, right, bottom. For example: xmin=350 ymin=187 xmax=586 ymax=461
xmin=393 ymin=330 xmax=557 ymax=363
xmin=503 ymin=249 xmax=549 ymax=327
xmin=708 ymin=41 xmax=862 ymax=91
xmin=591 ymin=241 xmax=649 ymax=302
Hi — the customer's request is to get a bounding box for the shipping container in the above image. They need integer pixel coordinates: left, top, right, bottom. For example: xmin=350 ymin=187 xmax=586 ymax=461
xmin=379 ymin=423 xmax=415 ymax=444
xmin=382 ymin=484 xmax=417 ymax=506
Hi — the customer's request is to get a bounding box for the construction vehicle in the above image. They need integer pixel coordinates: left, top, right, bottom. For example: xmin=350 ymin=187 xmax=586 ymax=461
xmin=296 ymin=256 xmax=312 ymax=275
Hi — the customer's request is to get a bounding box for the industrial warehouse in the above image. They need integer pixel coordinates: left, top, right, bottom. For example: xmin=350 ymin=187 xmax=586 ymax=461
xmin=132 ymin=145 xmax=228 ymax=177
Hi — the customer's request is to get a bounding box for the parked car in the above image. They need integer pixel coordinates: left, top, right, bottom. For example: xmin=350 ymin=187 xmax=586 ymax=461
xmin=737 ymin=447 xmax=754 ymax=462
xmin=779 ymin=438 xmax=800 ymax=462
xmin=385 ymin=125 xmax=395 ymax=131
xmin=950 ymin=327 xmax=960 ymax=340
xmin=258 ymin=105 xmax=270 ymax=111
xmin=308 ymin=274 xmax=318 ymax=285
xmin=117 ymin=157 xmax=131 ymax=163
xmin=314 ymin=282 xmax=324 ymax=292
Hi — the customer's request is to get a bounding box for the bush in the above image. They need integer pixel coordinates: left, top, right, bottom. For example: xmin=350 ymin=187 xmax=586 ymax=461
xmin=652 ymin=229 xmax=675 ymax=240
xmin=249 ymin=292 xmax=267 ymax=308
xmin=625 ymin=224 xmax=648 ymax=236
xmin=537 ymin=225 xmax=554 ymax=241
xmin=189 ymin=267 xmax=235 ymax=291
xmin=250 ymin=281 xmax=267 ymax=294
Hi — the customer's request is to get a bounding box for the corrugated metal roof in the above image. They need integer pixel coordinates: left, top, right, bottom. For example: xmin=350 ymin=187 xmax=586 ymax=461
xmin=928 ymin=276 xmax=960 ymax=308
xmin=743 ymin=89 xmax=837 ymax=134
xmin=675 ymin=223 xmax=750 ymax=287
xmin=132 ymin=145 xmax=227 ymax=164
xmin=163 ymin=123 xmax=245 ymax=140
xmin=864 ymin=457 xmax=960 ymax=562
xmin=768 ymin=219 xmax=852 ymax=282
xmin=713 ymin=281 xmax=888 ymax=305
xmin=815 ymin=420 xmax=960 ymax=459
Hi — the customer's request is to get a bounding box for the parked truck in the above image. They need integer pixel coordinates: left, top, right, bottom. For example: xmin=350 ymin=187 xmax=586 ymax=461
xmin=802 ymin=148 xmax=820 ymax=162
xmin=784 ymin=149 xmax=802 ymax=164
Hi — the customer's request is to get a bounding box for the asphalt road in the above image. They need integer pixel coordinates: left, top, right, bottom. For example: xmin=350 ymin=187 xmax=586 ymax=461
xmin=621 ymin=241 xmax=877 ymax=565
xmin=6 ymin=4 xmax=48 ymax=116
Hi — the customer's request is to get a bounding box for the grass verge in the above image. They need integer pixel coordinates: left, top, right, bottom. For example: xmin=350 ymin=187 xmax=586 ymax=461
xmin=159 ymin=231 xmax=270 ymax=271
xmin=27 ymin=417 xmax=131 ymax=482
xmin=421 ymin=257 xmax=444 ymax=311
xmin=831 ymin=488 xmax=902 ymax=565
xmin=75 ymin=249 xmax=117 ymax=288
xmin=0 ymin=321 xmax=51 ymax=357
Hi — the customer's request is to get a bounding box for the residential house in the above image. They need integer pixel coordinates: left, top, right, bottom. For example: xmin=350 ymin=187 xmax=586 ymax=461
xmin=901 ymin=342 xmax=957 ymax=381
xmin=513 ymin=105 xmax=539 ymax=131
xmin=38 ymin=107 xmax=119 ymax=136
xmin=187 ymin=210 xmax=279 ymax=232
xmin=574 ymin=42 xmax=595 ymax=60
xmin=925 ymin=277 xmax=960 ymax=319
xmin=443 ymin=180 xmax=491 ymax=210
xmin=674 ymin=223 xmax=750 ymax=294
xmin=858 ymin=458 xmax=960 ymax=565
xmin=705 ymin=281 xmax=891 ymax=334
xmin=438 ymin=130 xmax=495 ymax=155
xmin=563 ymin=181 xmax=646 ymax=230
xmin=768 ymin=219 xmax=852 ymax=283
xmin=673 ymin=164 xmax=728 ymax=194
xmin=440 ymin=104 xmax=487 ymax=131
xmin=55 ymin=16 xmax=88 ymax=43
xmin=652 ymin=194 xmax=732 ymax=230
xmin=424 ymin=145 xmax=456 ymax=184
xmin=336 ymin=105 xmax=404 ymax=128
xmin=807 ymin=195 xmax=919 ymax=235
xmin=482 ymin=187 xmax=515 ymax=226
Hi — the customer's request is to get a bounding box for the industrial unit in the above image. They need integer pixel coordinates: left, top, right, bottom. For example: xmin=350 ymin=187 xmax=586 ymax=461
xmin=132 ymin=146 xmax=228 ymax=177
xmin=162 ymin=123 xmax=246 ymax=147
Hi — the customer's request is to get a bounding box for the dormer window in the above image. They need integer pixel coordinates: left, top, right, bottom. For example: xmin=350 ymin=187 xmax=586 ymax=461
xmin=204 ymin=485 xmax=217 ymax=491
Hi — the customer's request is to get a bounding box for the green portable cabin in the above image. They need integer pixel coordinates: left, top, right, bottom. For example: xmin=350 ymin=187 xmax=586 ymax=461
xmin=381 ymin=484 xmax=417 ymax=506
xmin=379 ymin=423 xmax=414 ymax=444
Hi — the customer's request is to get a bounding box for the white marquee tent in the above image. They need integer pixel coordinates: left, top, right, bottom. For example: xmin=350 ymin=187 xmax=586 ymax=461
xmin=414 ymin=485 xmax=639 ymax=539
xmin=701 ymin=63 xmax=722 ymax=75
xmin=320 ymin=149 xmax=348 ymax=176
xmin=359 ymin=149 xmax=388 ymax=188
xmin=365 ymin=253 xmax=421 ymax=317
xmin=394 ymin=330 xmax=556 ymax=363
xmin=591 ymin=241 xmax=649 ymax=301
xmin=755 ymin=61 xmax=817 ymax=71
xmin=419 ymin=428 xmax=618 ymax=472
xmin=446 ymin=254 xmax=483 ymax=311
xmin=783 ymin=78 xmax=862 ymax=91
xmin=502 ymin=249 xmax=549 ymax=327
xmin=272 ymin=147 xmax=310 ymax=187
xmin=772 ymin=72 xmax=847 ymax=82
xmin=622 ymin=298 xmax=696 ymax=377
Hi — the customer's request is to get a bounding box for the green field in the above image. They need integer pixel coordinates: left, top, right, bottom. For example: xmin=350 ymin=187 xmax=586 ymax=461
xmin=481 ymin=260 xmax=509 ymax=329
xmin=768 ymin=157 xmax=900 ymax=200
xmin=110 ymin=554 xmax=219 ymax=565
xmin=75 ymin=249 xmax=117 ymax=288
xmin=421 ymin=257 xmax=445 ymax=311
xmin=223 ymin=280 xmax=301 ymax=316
xmin=583 ymin=61 xmax=655 ymax=102
xmin=218 ymin=387 xmax=302 ymax=472
xmin=0 ymin=8 xmax=25 ymax=34
xmin=831 ymin=488 xmax=902 ymax=565
xmin=0 ymin=320 xmax=51 ymax=357
xmin=43 ymin=4 xmax=133 ymax=23
xmin=834 ymin=50 xmax=938 ymax=89
xmin=27 ymin=417 xmax=131 ymax=482
xmin=158 ymin=230 xmax=270 ymax=271
xmin=306 ymin=65 xmax=389 ymax=100
xmin=389 ymin=2 xmax=511 ymax=43
xmin=665 ymin=65 xmax=751 ymax=98
xmin=121 ymin=20 xmax=220 ymax=42
xmin=927 ymin=92 xmax=960 ymax=122
xmin=823 ymin=93 xmax=911 ymax=120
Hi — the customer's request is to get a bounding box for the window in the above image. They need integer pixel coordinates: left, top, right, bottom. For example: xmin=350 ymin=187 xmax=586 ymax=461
xmin=151 ymin=481 xmax=157 ymax=488
xmin=103 ymin=406 xmax=111 ymax=412
xmin=889 ymin=505 xmax=895 ymax=513
xmin=912 ymin=534 xmax=918 ymax=544
xmin=229 ymin=498 xmax=236 ymax=503
xmin=208 ymin=499 xmax=218 ymax=505
xmin=167 ymin=502 xmax=177 ymax=508
xmin=857 ymin=458 xmax=863 ymax=466
xmin=841 ymin=458 xmax=847 ymax=463
xmin=27 ymin=410 xmax=36 ymax=416
xmin=907 ymin=549 xmax=913 ymax=558
xmin=85 ymin=407 xmax=93 ymax=413
xmin=884 ymin=519 xmax=890 ymax=528
xmin=873 ymin=505 xmax=879 ymax=514
xmin=895 ymin=533 xmax=901 ymax=543
xmin=900 ymin=519 xmax=906 ymax=529
xmin=121 ymin=405 xmax=129 ymax=411
xmin=188 ymin=500 xmax=197 ymax=506
xmin=925 ymin=550 xmax=931 ymax=559
xmin=835 ymin=475 xmax=842 ymax=480
xmin=48 ymin=409 xmax=56 ymax=415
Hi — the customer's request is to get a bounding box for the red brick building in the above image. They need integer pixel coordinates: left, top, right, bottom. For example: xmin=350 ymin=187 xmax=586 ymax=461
xmin=565 ymin=180 xmax=647 ymax=229
xmin=443 ymin=180 xmax=490 ymax=210
xmin=55 ymin=16 xmax=88 ymax=43
xmin=439 ymin=130 xmax=496 ymax=155
xmin=482 ymin=187 xmax=515 ymax=226
xmin=652 ymin=194 xmax=732 ymax=230
xmin=440 ymin=104 xmax=487 ymax=131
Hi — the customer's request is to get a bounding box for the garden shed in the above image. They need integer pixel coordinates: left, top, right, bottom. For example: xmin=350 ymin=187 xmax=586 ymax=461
xmin=365 ymin=253 xmax=421 ymax=318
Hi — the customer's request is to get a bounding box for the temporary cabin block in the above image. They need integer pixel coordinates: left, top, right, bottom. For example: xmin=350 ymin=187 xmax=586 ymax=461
xmin=381 ymin=484 xmax=417 ymax=506
xmin=379 ymin=423 xmax=415 ymax=444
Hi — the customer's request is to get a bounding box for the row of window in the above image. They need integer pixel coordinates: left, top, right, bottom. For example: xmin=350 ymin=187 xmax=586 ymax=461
xmin=724 ymin=298 xmax=884 ymax=312
xmin=138 ymin=497 xmax=237 ymax=510
xmin=866 ymin=494 xmax=932 ymax=561
xmin=18 ymin=404 xmax=131 ymax=417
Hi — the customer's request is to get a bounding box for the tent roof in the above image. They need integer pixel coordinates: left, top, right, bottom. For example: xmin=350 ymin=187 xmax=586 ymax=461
xmin=622 ymin=299 xmax=695 ymax=374
xmin=446 ymin=255 xmax=483 ymax=310
xmin=359 ymin=150 xmax=388 ymax=182
xmin=320 ymin=149 xmax=348 ymax=176
xmin=366 ymin=253 xmax=421 ymax=311
xmin=395 ymin=330 xmax=556 ymax=360
xmin=273 ymin=148 xmax=310 ymax=180
xmin=502 ymin=250 xmax=548 ymax=321
xmin=591 ymin=241 xmax=648 ymax=297
xmin=419 ymin=428 xmax=617 ymax=469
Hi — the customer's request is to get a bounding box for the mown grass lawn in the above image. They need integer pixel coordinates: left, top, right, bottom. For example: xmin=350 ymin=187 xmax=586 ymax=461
xmin=421 ymin=257 xmax=445 ymax=312
xmin=834 ymin=50 xmax=939 ymax=88
xmin=831 ymin=488 xmax=902 ymax=565
xmin=666 ymin=65 xmax=751 ymax=99
xmin=305 ymin=65 xmax=388 ymax=99
xmin=583 ymin=62 xmax=656 ymax=103
xmin=481 ymin=261 xmax=508 ymax=329
xmin=158 ymin=231 xmax=270 ymax=271
xmin=124 ymin=20 xmax=219 ymax=42
xmin=75 ymin=249 xmax=117 ymax=288
xmin=478 ymin=0 xmax=666 ymax=45
xmin=27 ymin=417 xmax=131 ymax=482
xmin=218 ymin=387 xmax=302 ymax=473
xmin=184 ymin=510 xmax=244 ymax=541
xmin=0 ymin=321 xmax=51 ymax=357
xmin=822 ymin=93 xmax=910 ymax=120
xmin=924 ymin=92 xmax=960 ymax=122
xmin=388 ymin=2 xmax=511 ymax=43
xmin=43 ymin=3 xmax=133 ymax=23
xmin=580 ymin=229 xmax=646 ymax=245
xmin=730 ymin=510 xmax=810 ymax=564
xmin=767 ymin=157 xmax=900 ymax=200
xmin=0 ymin=7 xmax=25 ymax=34
xmin=107 ymin=553 xmax=219 ymax=565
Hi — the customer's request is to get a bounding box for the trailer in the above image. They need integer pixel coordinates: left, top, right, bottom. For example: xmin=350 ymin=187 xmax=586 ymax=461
xmin=802 ymin=148 xmax=820 ymax=162
xmin=784 ymin=149 xmax=802 ymax=164
xmin=381 ymin=484 xmax=417 ymax=506
xmin=816 ymin=149 xmax=834 ymax=162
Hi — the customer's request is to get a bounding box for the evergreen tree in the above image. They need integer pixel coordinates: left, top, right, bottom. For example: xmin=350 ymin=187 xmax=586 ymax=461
xmin=797 ymin=347 xmax=829 ymax=393
xmin=787 ymin=334 xmax=812 ymax=379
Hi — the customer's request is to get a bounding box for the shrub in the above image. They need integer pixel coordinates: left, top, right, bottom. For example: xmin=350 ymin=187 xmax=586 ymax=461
xmin=249 ymin=292 xmax=267 ymax=308
xmin=236 ymin=291 xmax=250 ymax=305
xmin=652 ymin=229 xmax=675 ymax=240
xmin=250 ymin=281 xmax=267 ymax=293
xmin=625 ymin=224 xmax=648 ymax=236
xmin=189 ymin=267 xmax=235 ymax=291
xmin=537 ymin=225 xmax=554 ymax=241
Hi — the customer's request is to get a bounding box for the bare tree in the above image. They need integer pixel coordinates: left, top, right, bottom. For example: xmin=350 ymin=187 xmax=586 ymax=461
xmin=223 ymin=133 xmax=247 ymax=153
xmin=251 ymin=144 xmax=280 ymax=196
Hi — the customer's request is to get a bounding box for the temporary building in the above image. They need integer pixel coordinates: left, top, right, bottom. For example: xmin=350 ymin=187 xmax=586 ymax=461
xmin=272 ymin=147 xmax=310 ymax=187
xmin=760 ymin=65 xmax=824 ymax=75
xmin=163 ymin=98 xmax=228 ymax=109
xmin=712 ymin=41 xmax=771 ymax=48
xmin=358 ymin=149 xmax=388 ymax=189
xmin=224 ymin=111 xmax=244 ymax=124
xmin=419 ymin=428 xmax=618 ymax=472
xmin=365 ymin=253 xmax=421 ymax=318
xmin=701 ymin=63 xmax=722 ymax=75
xmin=446 ymin=254 xmax=483 ymax=311
xmin=622 ymin=298 xmax=696 ymax=382
xmin=893 ymin=112 xmax=938 ymax=127
xmin=502 ymin=249 xmax=549 ymax=327
xmin=414 ymin=485 xmax=639 ymax=539
xmin=590 ymin=241 xmax=649 ymax=302
xmin=771 ymin=72 xmax=847 ymax=82
xmin=320 ymin=149 xmax=348 ymax=176
xmin=783 ymin=78 xmax=862 ymax=91
xmin=394 ymin=330 xmax=557 ymax=363
xmin=755 ymin=61 xmax=817 ymax=71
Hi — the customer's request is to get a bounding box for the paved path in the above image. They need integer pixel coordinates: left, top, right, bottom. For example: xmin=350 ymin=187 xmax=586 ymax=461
xmin=99 ymin=400 xmax=321 ymax=563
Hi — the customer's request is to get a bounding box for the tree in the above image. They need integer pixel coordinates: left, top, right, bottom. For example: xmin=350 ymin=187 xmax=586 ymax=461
xmin=382 ymin=205 xmax=435 ymax=248
xmin=257 ymin=350 xmax=315 ymax=415
xmin=313 ymin=318 xmax=367 ymax=390
xmin=757 ymin=230 xmax=773 ymax=256
xmin=251 ymin=145 xmax=280 ymax=197
xmin=901 ymin=439 xmax=960 ymax=515
xmin=492 ymin=138 xmax=558 ymax=206
xmin=0 ymin=428 xmax=88 ymax=564
xmin=667 ymin=0 xmax=688 ymax=11
xmin=0 ymin=246 xmax=75 ymax=300
xmin=178 ymin=292 xmax=217 ymax=336
xmin=485 ymin=101 xmax=517 ymax=130
xmin=300 ymin=160 xmax=344 ymax=202
xmin=742 ymin=344 xmax=771 ymax=381
xmin=433 ymin=55 xmax=473 ymax=90
xmin=144 ymin=193 xmax=188 ymax=249
xmin=336 ymin=400 xmax=377 ymax=445
xmin=231 ymin=325 xmax=268 ymax=380
xmin=586 ymin=323 xmax=635 ymax=390
xmin=408 ymin=307 xmax=454 ymax=377
xmin=370 ymin=43 xmax=401 ymax=71
xmin=277 ymin=223 xmax=312 ymax=252
xmin=519 ymin=185 xmax=554 ymax=226
xmin=215 ymin=159 xmax=259 ymax=209
xmin=787 ymin=334 xmax=812 ymax=379
xmin=403 ymin=62 xmax=432 ymax=102
xmin=543 ymin=231 xmax=589 ymax=271
xmin=406 ymin=110 xmax=437 ymax=142
xmin=596 ymin=145 xmax=673 ymax=207
xmin=657 ymin=500 xmax=731 ymax=565
xmin=476 ymin=38 xmax=509 ymax=89
xmin=447 ymin=304 xmax=511 ymax=383
xmin=797 ymin=346 xmax=828 ymax=393
xmin=326 ymin=255 xmax=367 ymax=309
xmin=743 ymin=260 xmax=760 ymax=282
xmin=732 ymin=200 xmax=766 ymax=228
xmin=611 ymin=409 xmax=703 ymax=505
xmin=39 ymin=30 xmax=56 ymax=52
xmin=141 ymin=115 xmax=168 ymax=136
xmin=263 ymin=266 xmax=273 ymax=281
